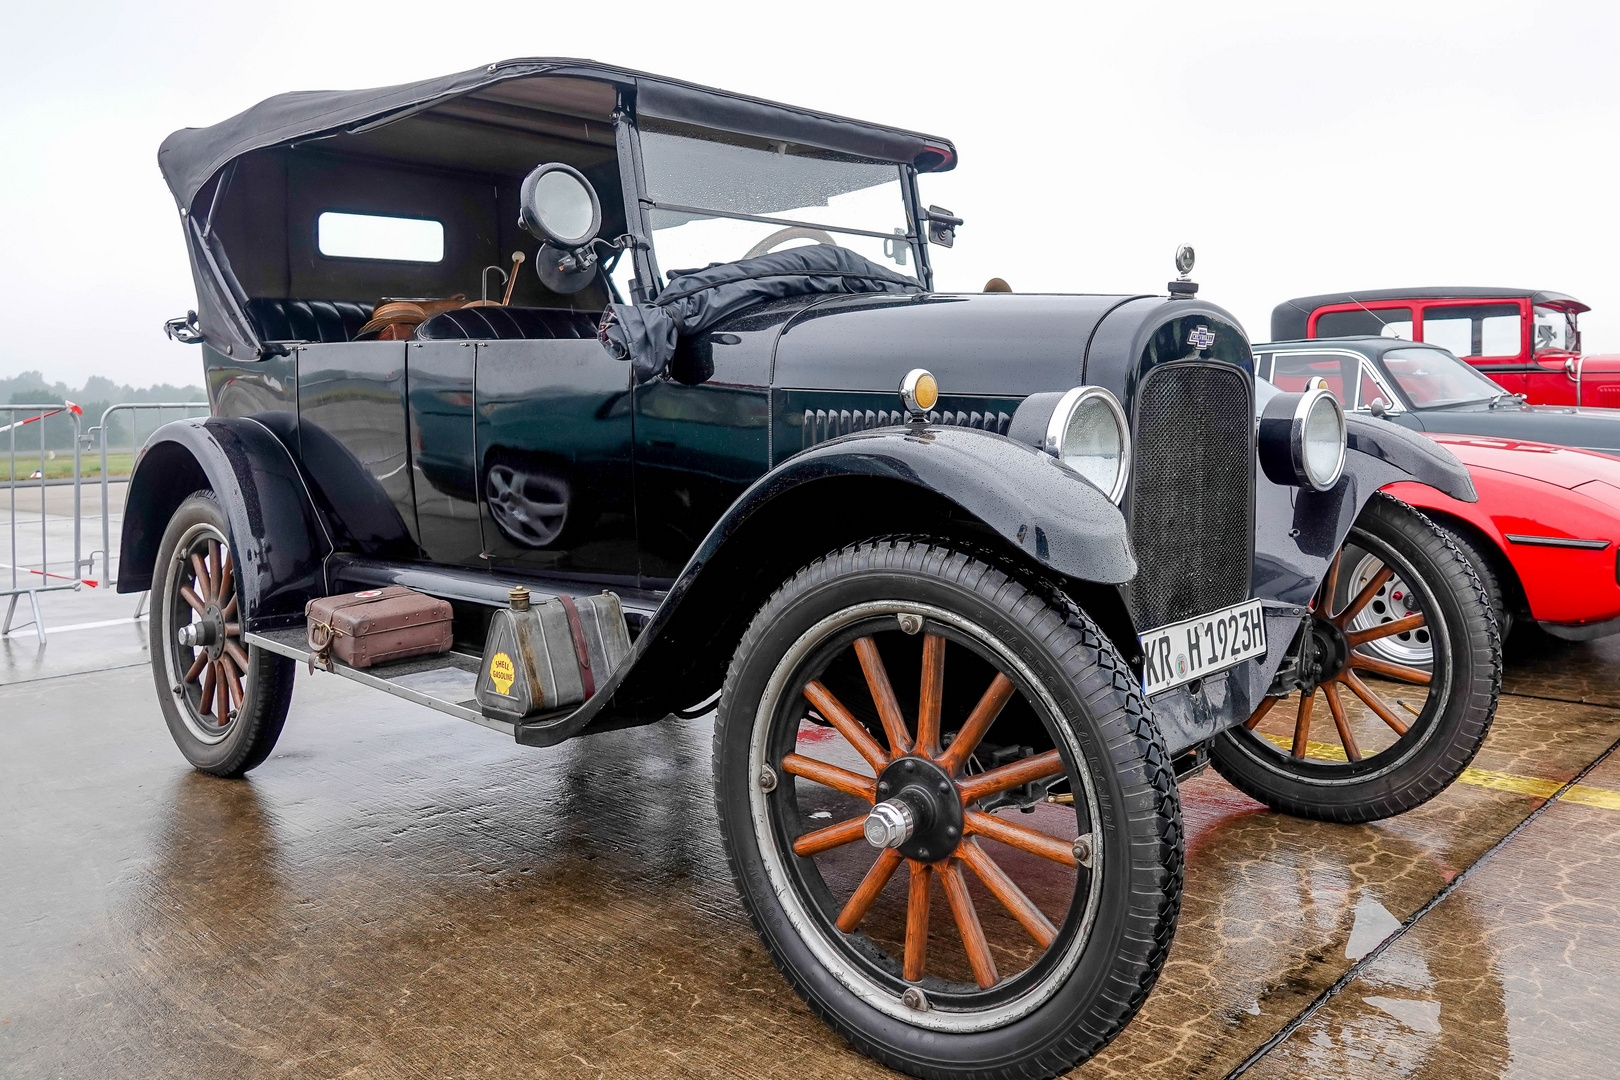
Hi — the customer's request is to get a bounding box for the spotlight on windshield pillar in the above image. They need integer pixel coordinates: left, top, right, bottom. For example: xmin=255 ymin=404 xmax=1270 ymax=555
xmin=1169 ymin=243 xmax=1198 ymax=297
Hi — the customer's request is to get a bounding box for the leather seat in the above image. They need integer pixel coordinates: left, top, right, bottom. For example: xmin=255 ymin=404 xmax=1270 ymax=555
xmin=415 ymin=306 xmax=602 ymax=341
xmin=246 ymin=298 xmax=375 ymax=343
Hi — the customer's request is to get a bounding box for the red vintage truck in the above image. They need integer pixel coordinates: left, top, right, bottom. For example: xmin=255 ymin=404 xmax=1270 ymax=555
xmin=1273 ymin=288 xmax=1620 ymax=407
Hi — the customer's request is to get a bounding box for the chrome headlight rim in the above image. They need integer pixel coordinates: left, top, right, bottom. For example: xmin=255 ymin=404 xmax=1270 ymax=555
xmin=1293 ymin=387 xmax=1347 ymax=492
xmin=1043 ymin=385 xmax=1131 ymax=505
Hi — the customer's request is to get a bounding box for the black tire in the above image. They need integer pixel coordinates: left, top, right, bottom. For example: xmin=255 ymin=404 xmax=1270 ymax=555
xmin=149 ymin=490 xmax=296 ymax=777
xmin=713 ymin=540 xmax=1182 ymax=1080
xmin=1211 ymin=494 xmax=1501 ymax=823
xmin=1443 ymin=527 xmax=1512 ymax=640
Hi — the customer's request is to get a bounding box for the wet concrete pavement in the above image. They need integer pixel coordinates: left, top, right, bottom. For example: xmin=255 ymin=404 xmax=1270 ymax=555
xmin=4 ymin=591 xmax=1620 ymax=1079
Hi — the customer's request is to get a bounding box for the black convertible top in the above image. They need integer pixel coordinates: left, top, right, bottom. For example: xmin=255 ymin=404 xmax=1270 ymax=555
xmin=158 ymin=57 xmax=957 ymax=211
xmin=1271 ymin=287 xmax=1588 ymax=340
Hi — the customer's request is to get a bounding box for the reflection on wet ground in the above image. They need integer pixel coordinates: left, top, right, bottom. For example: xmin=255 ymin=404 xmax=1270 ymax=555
xmin=2 ymin=627 xmax=1618 ymax=1078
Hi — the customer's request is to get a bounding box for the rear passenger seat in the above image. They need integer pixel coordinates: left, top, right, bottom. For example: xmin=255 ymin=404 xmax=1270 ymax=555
xmin=245 ymin=299 xmax=375 ymax=343
xmin=415 ymin=307 xmax=601 ymax=341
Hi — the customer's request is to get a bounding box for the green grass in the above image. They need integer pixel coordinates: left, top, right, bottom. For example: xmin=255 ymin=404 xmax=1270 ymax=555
xmin=0 ymin=452 xmax=136 ymax=481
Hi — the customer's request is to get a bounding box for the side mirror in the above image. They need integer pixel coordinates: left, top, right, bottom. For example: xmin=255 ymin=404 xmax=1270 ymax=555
xmin=924 ymin=205 xmax=962 ymax=248
xmin=520 ymin=163 xmax=603 ymax=294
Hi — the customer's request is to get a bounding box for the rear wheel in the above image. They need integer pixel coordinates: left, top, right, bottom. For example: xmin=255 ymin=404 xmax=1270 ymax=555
xmin=714 ymin=541 xmax=1182 ymax=1079
xmin=149 ymin=491 xmax=295 ymax=777
xmin=1211 ymin=494 xmax=1500 ymax=823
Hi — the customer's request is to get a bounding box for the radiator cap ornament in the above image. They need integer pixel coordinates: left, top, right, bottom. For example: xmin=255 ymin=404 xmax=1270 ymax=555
xmin=1169 ymin=243 xmax=1198 ymax=297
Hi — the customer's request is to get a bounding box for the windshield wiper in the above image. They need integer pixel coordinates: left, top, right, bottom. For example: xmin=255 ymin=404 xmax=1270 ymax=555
xmin=1488 ymin=392 xmax=1528 ymax=409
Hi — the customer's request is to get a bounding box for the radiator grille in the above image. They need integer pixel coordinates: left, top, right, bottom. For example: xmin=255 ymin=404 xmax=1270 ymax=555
xmin=1128 ymin=363 xmax=1253 ymax=630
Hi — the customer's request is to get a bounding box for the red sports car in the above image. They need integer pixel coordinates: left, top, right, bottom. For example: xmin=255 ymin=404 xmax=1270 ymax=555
xmin=1348 ymin=433 xmax=1620 ymax=669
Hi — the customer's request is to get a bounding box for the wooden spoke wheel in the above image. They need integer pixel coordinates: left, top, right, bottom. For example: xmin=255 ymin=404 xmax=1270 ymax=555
xmin=715 ymin=542 xmax=1182 ymax=1079
xmin=1211 ymin=494 xmax=1500 ymax=823
xmin=168 ymin=523 xmax=247 ymax=740
xmin=151 ymin=491 xmax=295 ymax=777
xmin=767 ymin=617 xmax=1091 ymax=1007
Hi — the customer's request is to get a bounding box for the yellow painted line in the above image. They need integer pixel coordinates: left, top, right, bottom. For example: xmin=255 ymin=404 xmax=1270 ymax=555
xmin=1256 ymin=732 xmax=1620 ymax=810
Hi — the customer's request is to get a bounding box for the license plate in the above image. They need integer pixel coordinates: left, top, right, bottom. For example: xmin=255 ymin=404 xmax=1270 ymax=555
xmin=1139 ymin=599 xmax=1267 ymax=696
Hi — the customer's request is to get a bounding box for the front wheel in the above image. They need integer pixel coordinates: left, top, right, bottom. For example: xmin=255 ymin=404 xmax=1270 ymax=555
xmin=714 ymin=541 xmax=1182 ymax=1079
xmin=1212 ymin=494 xmax=1501 ymax=823
xmin=149 ymin=490 xmax=296 ymax=777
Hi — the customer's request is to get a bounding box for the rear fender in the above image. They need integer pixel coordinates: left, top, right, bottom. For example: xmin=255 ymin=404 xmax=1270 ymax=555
xmin=514 ymin=425 xmax=1136 ymax=746
xmin=118 ymin=417 xmax=333 ymax=630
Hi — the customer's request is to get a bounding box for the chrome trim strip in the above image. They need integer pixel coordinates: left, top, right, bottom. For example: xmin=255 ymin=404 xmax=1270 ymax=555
xmin=1504 ymin=534 xmax=1611 ymax=550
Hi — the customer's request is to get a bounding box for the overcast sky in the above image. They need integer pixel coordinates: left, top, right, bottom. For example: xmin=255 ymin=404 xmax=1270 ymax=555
xmin=2 ymin=0 xmax=1616 ymax=388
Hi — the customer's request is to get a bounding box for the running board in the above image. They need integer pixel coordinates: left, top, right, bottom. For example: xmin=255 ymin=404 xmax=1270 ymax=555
xmin=243 ymin=627 xmax=513 ymax=736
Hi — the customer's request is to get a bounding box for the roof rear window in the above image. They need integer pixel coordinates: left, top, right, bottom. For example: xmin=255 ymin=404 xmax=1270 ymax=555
xmin=317 ymin=212 xmax=444 ymax=262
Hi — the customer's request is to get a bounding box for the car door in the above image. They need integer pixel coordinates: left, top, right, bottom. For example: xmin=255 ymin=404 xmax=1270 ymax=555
xmin=295 ymin=341 xmax=418 ymax=559
xmin=406 ymin=340 xmax=482 ymax=566
xmin=473 ymin=332 xmax=639 ymax=583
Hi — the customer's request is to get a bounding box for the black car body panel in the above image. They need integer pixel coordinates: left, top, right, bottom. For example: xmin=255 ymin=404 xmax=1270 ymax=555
xmin=1258 ymin=336 xmax=1620 ymax=456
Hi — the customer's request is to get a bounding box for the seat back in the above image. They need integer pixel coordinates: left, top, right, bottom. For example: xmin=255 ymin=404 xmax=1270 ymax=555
xmin=415 ymin=306 xmax=601 ymax=341
xmin=246 ymin=299 xmax=375 ymax=344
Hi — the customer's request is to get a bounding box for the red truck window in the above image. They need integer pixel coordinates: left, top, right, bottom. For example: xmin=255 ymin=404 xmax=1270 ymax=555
xmin=1313 ymin=306 xmax=1413 ymax=340
xmin=1418 ymin=302 xmax=1523 ymax=358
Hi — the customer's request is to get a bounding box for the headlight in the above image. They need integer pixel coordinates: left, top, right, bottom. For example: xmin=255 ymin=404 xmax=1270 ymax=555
xmin=1258 ymin=387 xmax=1346 ymax=491
xmin=1044 ymin=386 xmax=1130 ymax=503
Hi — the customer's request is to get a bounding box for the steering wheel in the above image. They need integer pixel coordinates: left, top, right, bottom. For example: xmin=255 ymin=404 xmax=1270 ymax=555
xmin=744 ymin=226 xmax=840 ymax=260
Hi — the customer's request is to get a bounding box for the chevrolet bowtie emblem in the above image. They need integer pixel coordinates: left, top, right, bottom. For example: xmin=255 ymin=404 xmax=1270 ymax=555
xmin=1188 ymin=325 xmax=1216 ymax=350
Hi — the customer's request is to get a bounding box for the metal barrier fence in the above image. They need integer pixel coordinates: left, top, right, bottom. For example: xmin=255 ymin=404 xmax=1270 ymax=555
xmin=86 ymin=403 xmax=210 ymax=594
xmin=2 ymin=404 xmax=82 ymax=642
xmin=1 ymin=401 xmax=208 ymax=643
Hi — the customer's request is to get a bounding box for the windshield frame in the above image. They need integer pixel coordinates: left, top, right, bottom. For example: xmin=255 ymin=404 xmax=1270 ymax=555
xmin=1377 ymin=344 xmax=1507 ymax=409
xmin=1533 ymin=303 xmax=1581 ymax=355
xmin=620 ymin=112 xmax=931 ymax=299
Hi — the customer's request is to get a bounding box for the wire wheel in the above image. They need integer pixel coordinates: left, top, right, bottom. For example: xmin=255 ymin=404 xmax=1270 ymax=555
xmin=748 ymin=600 xmax=1101 ymax=1031
xmin=1340 ymin=548 xmax=1433 ymax=670
xmin=163 ymin=522 xmax=249 ymax=743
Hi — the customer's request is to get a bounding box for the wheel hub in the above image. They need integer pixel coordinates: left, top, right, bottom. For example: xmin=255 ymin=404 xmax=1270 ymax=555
xmin=869 ymin=755 xmax=964 ymax=863
xmin=178 ymin=604 xmax=227 ymax=660
xmin=1299 ymin=615 xmax=1351 ymax=689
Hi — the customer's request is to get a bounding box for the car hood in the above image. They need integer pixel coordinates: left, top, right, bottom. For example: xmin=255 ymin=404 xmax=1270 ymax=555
xmin=1424 ymin=432 xmax=1620 ymax=489
xmin=1416 ymin=402 xmax=1620 ymax=455
xmin=1568 ymin=351 xmax=1620 ymax=372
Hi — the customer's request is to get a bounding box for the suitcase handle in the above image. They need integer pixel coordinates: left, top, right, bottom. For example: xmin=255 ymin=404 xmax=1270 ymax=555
xmin=557 ymin=595 xmax=596 ymax=698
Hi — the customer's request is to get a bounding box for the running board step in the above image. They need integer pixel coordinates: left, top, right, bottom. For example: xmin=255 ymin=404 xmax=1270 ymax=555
xmin=244 ymin=626 xmax=513 ymax=736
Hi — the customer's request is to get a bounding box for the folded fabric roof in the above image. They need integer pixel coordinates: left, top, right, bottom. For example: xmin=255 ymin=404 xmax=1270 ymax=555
xmin=158 ymin=57 xmax=958 ymax=213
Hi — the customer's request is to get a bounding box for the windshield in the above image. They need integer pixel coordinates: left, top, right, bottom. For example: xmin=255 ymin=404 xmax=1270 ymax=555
xmin=633 ymin=120 xmax=918 ymax=294
xmin=1381 ymin=346 xmax=1507 ymax=408
xmin=1534 ymin=305 xmax=1580 ymax=353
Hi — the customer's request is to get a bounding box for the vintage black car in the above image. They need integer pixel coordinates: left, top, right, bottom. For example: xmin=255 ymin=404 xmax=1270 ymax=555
xmin=1256 ymin=335 xmax=1620 ymax=456
xmin=132 ymin=60 xmax=1501 ymax=1079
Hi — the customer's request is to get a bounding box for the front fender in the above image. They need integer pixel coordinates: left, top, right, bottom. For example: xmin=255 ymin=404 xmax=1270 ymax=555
xmin=1344 ymin=415 xmax=1476 ymax=502
xmin=738 ymin=427 xmax=1137 ymax=583
xmin=118 ymin=416 xmax=333 ymax=630
xmin=514 ymin=425 xmax=1134 ymax=746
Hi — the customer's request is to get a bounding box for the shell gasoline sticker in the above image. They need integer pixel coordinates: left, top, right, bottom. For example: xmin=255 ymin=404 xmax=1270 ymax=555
xmin=490 ymin=652 xmax=515 ymax=696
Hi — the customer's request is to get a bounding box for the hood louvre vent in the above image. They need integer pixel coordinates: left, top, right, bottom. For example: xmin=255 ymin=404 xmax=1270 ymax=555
xmin=801 ymin=406 xmax=1012 ymax=450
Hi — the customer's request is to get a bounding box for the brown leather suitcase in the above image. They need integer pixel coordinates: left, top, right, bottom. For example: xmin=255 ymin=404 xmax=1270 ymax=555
xmin=305 ymin=586 xmax=453 ymax=672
